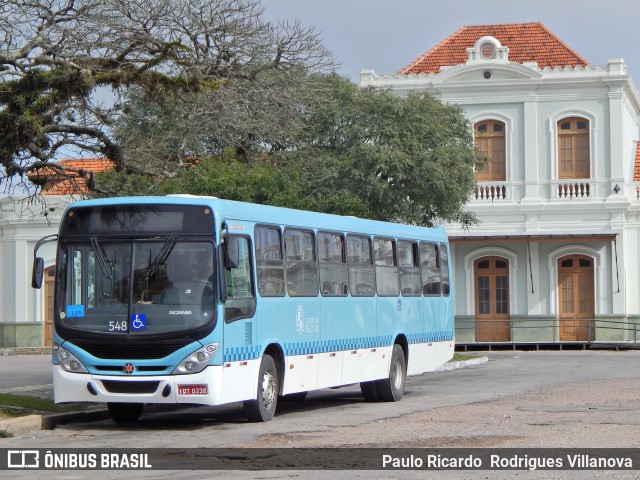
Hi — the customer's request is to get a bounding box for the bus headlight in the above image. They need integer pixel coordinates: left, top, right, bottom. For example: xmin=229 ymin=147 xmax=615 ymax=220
xmin=54 ymin=344 xmax=88 ymax=374
xmin=172 ymin=343 xmax=219 ymax=375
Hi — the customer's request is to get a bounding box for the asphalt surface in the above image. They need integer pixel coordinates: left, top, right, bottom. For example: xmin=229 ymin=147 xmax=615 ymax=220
xmin=4 ymin=351 xmax=640 ymax=480
xmin=0 ymin=353 xmax=52 ymax=389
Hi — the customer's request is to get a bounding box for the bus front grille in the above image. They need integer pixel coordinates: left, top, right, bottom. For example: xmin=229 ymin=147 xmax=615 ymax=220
xmin=69 ymin=339 xmax=192 ymax=360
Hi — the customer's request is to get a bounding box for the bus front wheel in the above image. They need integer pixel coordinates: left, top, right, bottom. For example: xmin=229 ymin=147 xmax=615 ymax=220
xmin=107 ymin=402 xmax=143 ymax=423
xmin=376 ymin=344 xmax=407 ymax=402
xmin=244 ymin=355 xmax=279 ymax=422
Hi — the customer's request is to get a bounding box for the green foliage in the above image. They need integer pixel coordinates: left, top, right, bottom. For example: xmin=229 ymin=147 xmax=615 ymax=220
xmin=99 ymin=73 xmax=480 ymax=227
xmin=0 ymin=393 xmax=87 ymax=413
xmin=2 ymin=0 xmax=333 ymax=191
xmin=283 ymin=74 xmax=481 ymax=226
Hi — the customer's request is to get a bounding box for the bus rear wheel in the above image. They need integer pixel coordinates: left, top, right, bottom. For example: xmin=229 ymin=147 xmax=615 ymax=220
xmin=376 ymin=344 xmax=407 ymax=402
xmin=360 ymin=381 xmax=379 ymax=402
xmin=107 ymin=402 xmax=143 ymax=423
xmin=244 ymin=355 xmax=279 ymax=422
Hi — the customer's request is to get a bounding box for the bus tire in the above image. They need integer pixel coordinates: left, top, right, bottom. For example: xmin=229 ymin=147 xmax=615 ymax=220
xmin=360 ymin=381 xmax=380 ymax=402
xmin=376 ymin=344 xmax=406 ymax=402
xmin=107 ymin=402 xmax=143 ymax=423
xmin=279 ymin=391 xmax=308 ymax=402
xmin=244 ymin=355 xmax=279 ymax=422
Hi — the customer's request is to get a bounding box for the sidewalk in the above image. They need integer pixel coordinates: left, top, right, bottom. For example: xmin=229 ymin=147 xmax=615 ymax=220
xmin=0 ymin=347 xmax=50 ymax=357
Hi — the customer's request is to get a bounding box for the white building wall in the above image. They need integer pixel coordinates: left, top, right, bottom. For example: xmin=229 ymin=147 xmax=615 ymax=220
xmin=0 ymin=196 xmax=66 ymax=347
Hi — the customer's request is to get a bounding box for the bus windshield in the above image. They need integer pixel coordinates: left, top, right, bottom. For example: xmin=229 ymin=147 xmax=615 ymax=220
xmin=56 ymin=238 xmax=216 ymax=335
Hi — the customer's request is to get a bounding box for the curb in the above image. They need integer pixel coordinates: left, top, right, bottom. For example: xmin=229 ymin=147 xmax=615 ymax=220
xmin=435 ymin=356 xmax=489 ymax=371
xmin=40 ymin=403 xmax=191 ymax=430
xmin=42 ymin=409 xmax=112 ymax=430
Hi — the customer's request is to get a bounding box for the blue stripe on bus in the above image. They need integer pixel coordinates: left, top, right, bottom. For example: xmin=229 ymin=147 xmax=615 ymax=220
xmin=223 ymin=331 xmax=454 ymax=362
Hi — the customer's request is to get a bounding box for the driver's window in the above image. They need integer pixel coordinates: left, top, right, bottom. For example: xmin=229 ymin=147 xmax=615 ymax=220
xmin=225 ymin=236 xmax=256 ymax=322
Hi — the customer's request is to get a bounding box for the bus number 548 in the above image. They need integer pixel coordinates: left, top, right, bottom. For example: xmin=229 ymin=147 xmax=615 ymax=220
xmin=108 ymin=320 xmax=128 ymax=332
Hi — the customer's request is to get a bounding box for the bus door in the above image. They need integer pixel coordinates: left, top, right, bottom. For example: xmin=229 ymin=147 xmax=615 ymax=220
xmin=395 ymin=240 xmax=423 ymax=372
xmin=374 ymin=238 xmax=422 ymax=377
xmin=221 ymin=226 xmax=257 ymax=401
xmin=420 ymin=242 xmax=446 ymax=335
xmin=317 ymin=231 xmax=349 ymax=388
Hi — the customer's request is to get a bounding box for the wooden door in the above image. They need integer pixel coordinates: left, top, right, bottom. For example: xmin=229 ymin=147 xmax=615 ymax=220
xmin=558 ymin=255 xmax=594 ymax=341
xmin=44 ymin=266 xmax=55 ymax=346
xmin=475 ymin=256 xmax=510 ymax=342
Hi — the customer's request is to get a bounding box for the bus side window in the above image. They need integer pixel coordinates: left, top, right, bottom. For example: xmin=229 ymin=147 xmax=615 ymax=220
xmin=255 ymin=226 xmax=285 ymax=296
xmin=440 ymin=244 xmax=451 ymax=296
xmin=374 ymin=237 xmax=399 ymax=297
xmin=420 ymin=242 xmax=441 ymax=296
xmin=318 ymin=232 xmax=348 ymax=296
xmin=225 ymin=236 xmax=256 ymax=323
xmin=398 ymin=240 xmax=421 ymax=296
xmin=347 ymin=235 xmax=375 ymax=296
xmin=285 ymin=229 xmax=318 ymax=297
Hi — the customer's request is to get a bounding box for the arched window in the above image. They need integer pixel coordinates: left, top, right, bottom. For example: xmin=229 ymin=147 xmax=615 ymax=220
xmin=557 ymin=117 xmax=590 ymax=179
xmin=474 ymin=120 xmax=506 ymax=181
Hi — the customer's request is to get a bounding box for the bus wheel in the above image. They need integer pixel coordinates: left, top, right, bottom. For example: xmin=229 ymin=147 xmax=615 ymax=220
xmin=279 ymin=391 xmax=308 ymax=402
xmin=107 ymin=402 xmax=143 ymax=423
xmin=244 ymin=355 xmax=279 ymax=422
xmin=360 ymin=381 xmax=380 ymax=402
xmin=376 ymin=344 xmax=407 ymax=402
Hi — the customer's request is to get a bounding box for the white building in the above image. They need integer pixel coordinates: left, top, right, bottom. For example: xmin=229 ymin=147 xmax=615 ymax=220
xmin=361 ymin=22 xmax=640 ymax=344
xmin=0 ymin=159 xmax=113 ymax=348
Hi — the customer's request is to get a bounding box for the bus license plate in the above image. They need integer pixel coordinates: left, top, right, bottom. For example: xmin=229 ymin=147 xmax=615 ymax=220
xmin=177 ymin=385 xmax=208 ymax=396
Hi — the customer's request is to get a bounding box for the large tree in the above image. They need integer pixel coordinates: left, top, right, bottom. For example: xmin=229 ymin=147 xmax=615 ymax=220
xmin=100 ymin=74 xmax=480 ymax=226
xmin=0 ymin=0 xmax=332 ymax=192
xmin=282 ymin=74 xmax=481 ymax=226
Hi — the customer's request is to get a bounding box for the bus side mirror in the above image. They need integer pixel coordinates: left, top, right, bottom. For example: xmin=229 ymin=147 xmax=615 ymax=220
xmin=32 ymin=257 xmax=45 ymax=289
xmin=224 ymin=237 xmax=239 ymax=269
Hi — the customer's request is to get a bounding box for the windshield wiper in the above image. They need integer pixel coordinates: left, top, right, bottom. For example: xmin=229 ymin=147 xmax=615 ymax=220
xmin=90 ymin=236 xmax=113 ymax=280
xmin=145 ymin=235 xmax=177 ymax=280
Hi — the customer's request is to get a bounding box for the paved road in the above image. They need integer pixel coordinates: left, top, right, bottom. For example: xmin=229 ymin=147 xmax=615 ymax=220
xmin=4 ymin=350 xmax=640 ymax=479
xmin=0 ymin=354 xmax=52 ymax=390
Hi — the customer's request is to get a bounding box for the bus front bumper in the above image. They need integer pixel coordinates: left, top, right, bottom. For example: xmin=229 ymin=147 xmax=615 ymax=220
xmin=52 ymin=364 xmax=225 ymax=405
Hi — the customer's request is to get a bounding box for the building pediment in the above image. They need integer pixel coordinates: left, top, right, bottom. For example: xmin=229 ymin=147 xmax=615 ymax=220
xmin=433 ymin=61 xmax=543 ymax=84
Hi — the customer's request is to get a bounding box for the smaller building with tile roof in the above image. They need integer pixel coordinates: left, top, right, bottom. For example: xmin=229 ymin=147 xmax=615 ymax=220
xmin=0 ymin=157 xmax=115 ymax=348
xmin=27 ymin=157 xmax=116 ymax=196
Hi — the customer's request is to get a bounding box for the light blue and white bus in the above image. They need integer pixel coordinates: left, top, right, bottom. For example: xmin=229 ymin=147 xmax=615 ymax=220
xmin=32 ymin=195 xmax=454 ymax=423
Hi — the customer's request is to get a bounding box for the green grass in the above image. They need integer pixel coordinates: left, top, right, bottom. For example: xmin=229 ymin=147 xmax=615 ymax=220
xmin=450 ymin=353 xmax=479 ymax=362
xmin=0 ymin=393 xmax=88 ymax=414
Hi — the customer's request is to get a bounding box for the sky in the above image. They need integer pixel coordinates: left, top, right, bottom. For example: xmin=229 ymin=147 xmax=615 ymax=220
xmin=263 ymin=0 xmax=640 ymax=85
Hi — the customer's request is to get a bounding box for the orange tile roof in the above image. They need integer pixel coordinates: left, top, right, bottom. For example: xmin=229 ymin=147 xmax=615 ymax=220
xmin=398 ymin=22 xmax=588 ymax=75
xmin=29 ymin=158 xmax=116 ymax=195
xmin=634 ymin=142 xmax=640 ymax=182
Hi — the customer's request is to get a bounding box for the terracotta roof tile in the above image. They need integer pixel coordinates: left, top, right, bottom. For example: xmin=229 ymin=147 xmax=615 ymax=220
xmin=398 ymin=22 xmax=588 ymax=75
xmin=29 ymin=158 xmax=116 ymax=195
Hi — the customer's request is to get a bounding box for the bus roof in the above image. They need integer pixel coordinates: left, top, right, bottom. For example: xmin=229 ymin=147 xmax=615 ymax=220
xmin=65 ymin=195 xmax=448 ymax=242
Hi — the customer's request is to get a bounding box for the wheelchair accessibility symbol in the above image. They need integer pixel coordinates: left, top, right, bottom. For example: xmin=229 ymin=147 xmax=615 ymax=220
xmin=131 ymin=313 xmax=146 ymax=331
